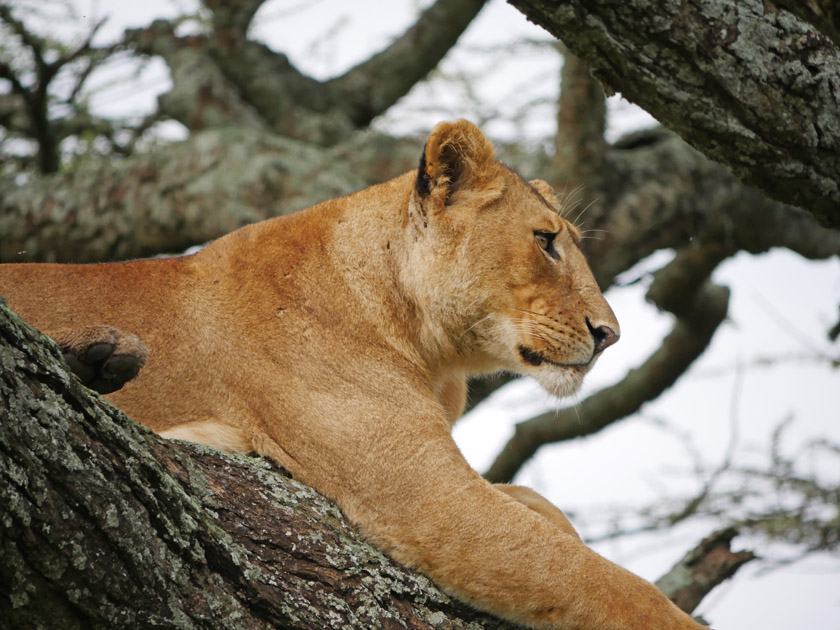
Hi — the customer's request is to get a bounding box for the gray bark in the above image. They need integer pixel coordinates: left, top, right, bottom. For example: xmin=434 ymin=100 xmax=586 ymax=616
xmin=0 ymin=128 xmax=365 ymax=264
xmin=508 ymin=0 xmax=840 ymax=227
xmin=655 ymin=528 xmax=756 ymax=615
xmin=128 ymin=0 xmax=487 ymax=145
xmin=0 ymin=126 xmax=427 ymax=264
xmin=325 ymin=0 xmax=487 ymax=129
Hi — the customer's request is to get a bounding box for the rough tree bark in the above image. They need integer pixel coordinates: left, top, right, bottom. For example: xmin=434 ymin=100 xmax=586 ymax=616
xmin=0 ymin=297 xmax=520 ymax=630
xmin=128 ymin=0 xmax=486 ymax=145
xmin=507 ymin=0 xmax=840 ymax=228
xmin=0 ymin=128 xmax=368 ymax=264
xmin=0 ymin=300 xmax=752 ymax=628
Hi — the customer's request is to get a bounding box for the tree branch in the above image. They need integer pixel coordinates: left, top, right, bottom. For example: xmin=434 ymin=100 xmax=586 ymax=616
xmin=0 ymin=298 xmax=515 ymax=629
xmin=655 ymin=528 xmax=757 ymax=615
xmin=508 ymin=0 xmax=840 ymax=228
xmin=202 ymin=0 xmax=266 ymax=45
xmin=128 ymin=1 xmax=486 ymax=145
xmin=554 ymin=46 xmax=607 ymax=190
xmin=326 ymin=0 xmax=487 ymax=128
xmin=464 ymin=372 xmax=519 ymax=413
xmin=0 ymin=5 xmax=114 ymax=173
xmin=0 ymin=127 xmax=367 ymax=263
xmin=51 ymin=15 xmax=108 ymax=70
xmin=127 ymin=20 xmax=270 ymax=133
xmin=773 ymin=0 xmax=840 ymax=47
xmin=583 ymin=132 xmax=840 ymax=289
xmin=0 ymin=3 xmax=56 ymax=173
xmin=0 ymin=3 xmax=48 ymax=65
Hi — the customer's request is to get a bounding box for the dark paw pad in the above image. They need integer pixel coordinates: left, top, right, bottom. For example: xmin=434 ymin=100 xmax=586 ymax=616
xmin=95 ymin=354 xmax=144 ymax=394
xmin=83 ymin=342 xmax=116 ymax=364
xmin=55 ymin=326 xmax=148 ymax=395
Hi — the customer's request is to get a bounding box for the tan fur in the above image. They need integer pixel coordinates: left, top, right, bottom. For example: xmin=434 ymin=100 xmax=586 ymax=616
xmin=496 ymin=485 xmax=581 ymax=539
xmin=0 ymin=120 xmax=705 ymax=629
xmin=51 ymin=324 xmax=148 ymax=361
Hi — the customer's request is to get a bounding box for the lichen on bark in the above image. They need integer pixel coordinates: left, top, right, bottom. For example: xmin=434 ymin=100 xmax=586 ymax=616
xmin=509 ymin=0 xmax=840 ymax=226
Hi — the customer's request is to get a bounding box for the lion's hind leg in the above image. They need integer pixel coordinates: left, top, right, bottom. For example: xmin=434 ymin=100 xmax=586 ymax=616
xmin=52 ymin=325 xmax=148 ymax=395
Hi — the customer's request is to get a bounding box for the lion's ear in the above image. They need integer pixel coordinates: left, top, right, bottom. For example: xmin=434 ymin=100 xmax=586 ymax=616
xmin=415 ymin=120 xmax=496 ymax=210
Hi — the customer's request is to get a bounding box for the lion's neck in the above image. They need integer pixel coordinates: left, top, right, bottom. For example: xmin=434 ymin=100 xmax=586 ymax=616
xmin=320 ymin=173 xmax=491 ymax=378
xmin=205 ymin=172 xmax=489 ymax=388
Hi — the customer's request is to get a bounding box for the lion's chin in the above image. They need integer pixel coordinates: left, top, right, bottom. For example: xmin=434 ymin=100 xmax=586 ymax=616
xmin=530 ymin=366 xmax=586 ymax=400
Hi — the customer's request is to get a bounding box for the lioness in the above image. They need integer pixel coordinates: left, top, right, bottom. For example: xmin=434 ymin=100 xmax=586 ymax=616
xmin=1 ymin=120 xmax=706 ymax=629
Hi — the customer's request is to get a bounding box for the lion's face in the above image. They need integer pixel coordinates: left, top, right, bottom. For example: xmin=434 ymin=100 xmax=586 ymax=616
xmin=474 ymin=172 xmax=619 ymax=398
xmin=408 ymin=120 xmax=619 ymax=398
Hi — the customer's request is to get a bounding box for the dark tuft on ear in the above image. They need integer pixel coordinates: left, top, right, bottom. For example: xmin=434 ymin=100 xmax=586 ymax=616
xmin=416 ymin=143 xmax=431 ymax=197
xmin=413 ymin=120 xmax=501 ymax=213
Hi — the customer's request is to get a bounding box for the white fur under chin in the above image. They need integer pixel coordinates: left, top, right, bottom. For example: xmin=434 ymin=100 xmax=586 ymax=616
xmin=530 ymin=366 xmax=585 ymax=400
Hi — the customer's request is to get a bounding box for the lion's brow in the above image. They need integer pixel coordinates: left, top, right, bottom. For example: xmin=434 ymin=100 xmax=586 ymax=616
xmin=500 ymin=163 xmax=559 ymax=213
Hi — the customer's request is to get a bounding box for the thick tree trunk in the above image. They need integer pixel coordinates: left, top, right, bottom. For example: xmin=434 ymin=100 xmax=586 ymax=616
xmin=4 ymin=125 xmax=836 ymax=269
xmin=0 ymin=300 xmax=749 ymax=629
xmin=508 ymin=0 xmax=840 ymax=227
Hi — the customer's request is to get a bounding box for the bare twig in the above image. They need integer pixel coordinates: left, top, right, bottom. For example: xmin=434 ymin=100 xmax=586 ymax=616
xmin=0 ymin=4 xmax=117 ymax=173
xmin=829 ymin=306 xmax=840 ymax=342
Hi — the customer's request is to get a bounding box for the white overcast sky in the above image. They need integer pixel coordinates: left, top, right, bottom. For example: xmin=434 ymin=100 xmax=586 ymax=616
xmin=32 ymin=1 xmax=840 ymax=628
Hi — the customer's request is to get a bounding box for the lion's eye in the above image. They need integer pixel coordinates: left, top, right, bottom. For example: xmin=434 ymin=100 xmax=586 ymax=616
xmin=534 ymin=231 xmax=560 ymax=260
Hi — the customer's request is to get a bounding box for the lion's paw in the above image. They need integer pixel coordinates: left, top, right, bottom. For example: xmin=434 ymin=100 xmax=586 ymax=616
xmin=53 ymin=325 xmax=149 ymax=394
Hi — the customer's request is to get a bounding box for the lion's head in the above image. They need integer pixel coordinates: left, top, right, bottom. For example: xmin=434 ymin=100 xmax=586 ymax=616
xmin=403 ymin=120 xmax=619 ymax=398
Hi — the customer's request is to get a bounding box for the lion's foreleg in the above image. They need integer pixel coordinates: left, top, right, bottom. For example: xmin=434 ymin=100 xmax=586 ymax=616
xmin=495 ymin=484 xmax=581 ymax=539
xmin=313 ymin=410 xmax=704 ymax=630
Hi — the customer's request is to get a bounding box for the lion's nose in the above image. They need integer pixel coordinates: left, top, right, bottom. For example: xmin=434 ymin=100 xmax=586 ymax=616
xmin=587 ymin=319 xmax=620 ymax=354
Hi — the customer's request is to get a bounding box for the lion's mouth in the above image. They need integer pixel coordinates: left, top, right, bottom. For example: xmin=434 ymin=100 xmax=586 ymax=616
xmin=517 ymin=345 xmax=590 ymax=369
